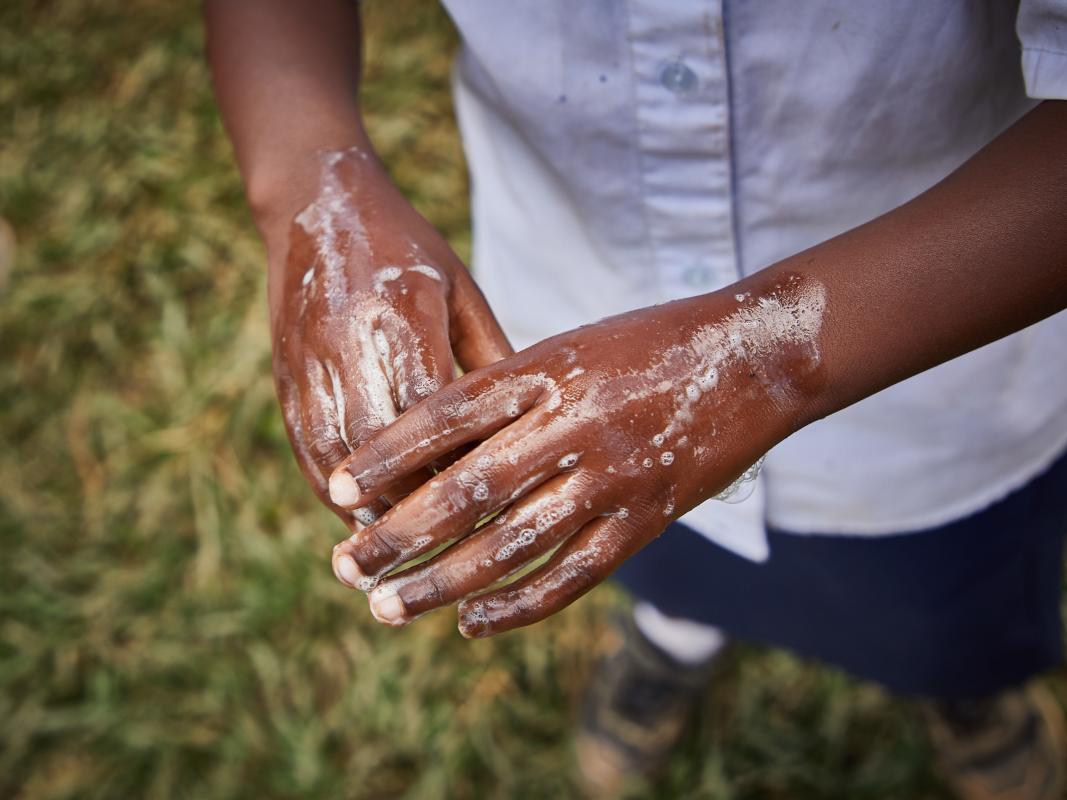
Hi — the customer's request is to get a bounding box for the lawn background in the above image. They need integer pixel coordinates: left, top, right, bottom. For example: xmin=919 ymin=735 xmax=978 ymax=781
xmin=1 ymin=1 xmax=1063 ymax=798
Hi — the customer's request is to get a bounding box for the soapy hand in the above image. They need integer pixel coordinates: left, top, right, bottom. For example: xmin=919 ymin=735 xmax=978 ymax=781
xmin=272 ymin=147 xmax=511 ymax=528
xmin=327 ymin=273 xmax=828 ymax=636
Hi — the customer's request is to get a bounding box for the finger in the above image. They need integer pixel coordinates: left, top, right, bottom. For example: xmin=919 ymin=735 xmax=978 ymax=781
xmin=329 ymin=322 xmax=436 ymax=507
xmin=383 ymin=269 xmax=456 ymax=411
xmin=275 ymin=358 xmax=366 ymax=526
xmin=373 ymin=276 xmax=460 ymax=498
xmin=296 ymin=356 xmax=353 ymax=480
xmin=332 ymin=409 xmax=572 ymax=584
xmin=449 ymin=268 xmax=514 ymax=371
xmin=289 ymin=355 xmax=394 ymax=526
xmin=327 ymin=370 xmax=548 ymax=509
xmin=365 ymin=472 xmax=605 ymax=625
xmin=456 ymin=506 xmax=657 ymax=638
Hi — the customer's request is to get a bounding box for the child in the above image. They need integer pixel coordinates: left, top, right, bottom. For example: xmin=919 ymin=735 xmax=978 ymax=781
xmin=206 ymin=2 xmax=1067 ymax=797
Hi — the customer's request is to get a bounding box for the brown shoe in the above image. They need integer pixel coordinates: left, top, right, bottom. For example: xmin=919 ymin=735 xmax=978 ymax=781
xmin=922 ymin=683 xmax=1067 ymax=800
xmin=573 ymin=613 xmax=725 ymax=797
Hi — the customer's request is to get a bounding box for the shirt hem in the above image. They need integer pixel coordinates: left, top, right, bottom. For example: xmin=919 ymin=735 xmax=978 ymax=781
xmin=1022 ymin=47 xmax=1067 ymax=101
xmin=765 ymin=425 xmax=1067 ymax=537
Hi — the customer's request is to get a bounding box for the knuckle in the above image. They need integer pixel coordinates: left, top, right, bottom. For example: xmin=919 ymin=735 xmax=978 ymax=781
xmin=421 ymin=570 xmax=450 ymax=607
xmin=307 ymin=429 xmax=346 ymax=467
xmin=361 ymin=436 xmax=401 ymax=482
xmin=355 ymin=525 xmax=399 ymax=576
xmin=434 ymin=385 xmax=479 ymax=427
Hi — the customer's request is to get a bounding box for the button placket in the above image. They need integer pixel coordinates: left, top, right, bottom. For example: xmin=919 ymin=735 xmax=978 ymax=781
xmin=627 ymin=0 xmax=739 ymax=301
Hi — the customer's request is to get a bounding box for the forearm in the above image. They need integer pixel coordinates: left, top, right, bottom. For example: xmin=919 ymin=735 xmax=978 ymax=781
xmin=740 ymin=100 xmax=1067 ymax=430
xmin=204 ymin=0 xmax=373 ymax=238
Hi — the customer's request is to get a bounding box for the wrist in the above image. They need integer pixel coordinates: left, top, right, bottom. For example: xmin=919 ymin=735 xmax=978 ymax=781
xmin=693 ymin=269 xmax=832 ymax=441
xmin=242 ymin=121 xmax=377 ymax=237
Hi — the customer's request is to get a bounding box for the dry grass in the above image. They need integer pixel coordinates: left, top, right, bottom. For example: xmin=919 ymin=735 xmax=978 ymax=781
xmin=0 ymin=1 xmax=1062 ymax=798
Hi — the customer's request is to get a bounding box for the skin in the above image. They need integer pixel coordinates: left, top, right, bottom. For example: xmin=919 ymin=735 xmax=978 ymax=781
xmin=205 ymin=3 xmax=1067 ymax=636
xmin=205 ymin=0 xmax=511 ymax=529
xmin=328 ymin=101 xmax=1067 ymax=637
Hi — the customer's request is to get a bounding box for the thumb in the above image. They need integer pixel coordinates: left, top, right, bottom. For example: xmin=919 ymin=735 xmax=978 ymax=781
xmin=449 ymin=269 xmax=514 ymax=371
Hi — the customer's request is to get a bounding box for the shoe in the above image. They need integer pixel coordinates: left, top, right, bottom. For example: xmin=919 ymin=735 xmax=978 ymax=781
xmin=922 ymin=683 xmax=1067 ymax=800
xmin=574 ymin=612 xmax=725 ymax=796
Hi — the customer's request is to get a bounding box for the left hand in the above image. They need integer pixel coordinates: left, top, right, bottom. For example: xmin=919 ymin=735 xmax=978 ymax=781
xmin=327 ymin=273 xmax=828 ymax=637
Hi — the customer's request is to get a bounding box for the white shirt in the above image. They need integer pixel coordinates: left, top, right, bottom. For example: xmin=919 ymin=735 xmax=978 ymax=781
xmin=440 ymin=0 xmax=1067 ymax=561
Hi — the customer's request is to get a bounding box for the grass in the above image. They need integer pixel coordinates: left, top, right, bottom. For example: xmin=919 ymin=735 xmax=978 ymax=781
xmin=0 ymin=1 xmax=1063 ymax=798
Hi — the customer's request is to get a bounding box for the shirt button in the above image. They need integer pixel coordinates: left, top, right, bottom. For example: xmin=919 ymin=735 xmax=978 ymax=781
xmin=660 ymin=61 xmax=698 ymax=94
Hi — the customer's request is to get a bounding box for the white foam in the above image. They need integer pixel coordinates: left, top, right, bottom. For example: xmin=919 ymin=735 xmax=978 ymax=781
xmin=407 ymin=264 xmax=442 ymax=281
xmin=294 ymin=150 xmax=369 ymax=286
xmin=324 ymin=359 xmax=350 ymax=449
xmin=353 ymin=507 xmax=379 ymax=526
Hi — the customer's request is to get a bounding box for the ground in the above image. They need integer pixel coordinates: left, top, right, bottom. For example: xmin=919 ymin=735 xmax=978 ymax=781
xmin=0 ymin=1 xmax=1063 ymax=798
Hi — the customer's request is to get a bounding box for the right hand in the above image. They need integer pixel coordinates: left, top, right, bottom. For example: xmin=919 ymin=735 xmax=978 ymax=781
xmin=268 ymin=147 xmax=512 ymax=534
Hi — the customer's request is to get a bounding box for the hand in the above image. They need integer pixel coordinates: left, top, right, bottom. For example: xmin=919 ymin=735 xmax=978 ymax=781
xmin=326 ymin=272 xmax=828 ymax=635
xmin=270 ymin=147 xmax=511 ymax=531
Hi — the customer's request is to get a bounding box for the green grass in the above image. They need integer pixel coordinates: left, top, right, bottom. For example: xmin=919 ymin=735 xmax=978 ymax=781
xmin=0 ymin=1 xmax=1063 ymax=798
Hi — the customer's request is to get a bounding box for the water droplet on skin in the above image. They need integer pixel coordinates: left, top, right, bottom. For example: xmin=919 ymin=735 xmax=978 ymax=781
xmin=642 ymin=458 xmax=654 ymax=468
xmin=558 ymin=453 xmax=580 ymax=469
xmin=715 ymin=455 xmax=766 ymax=503
xmin=660 ymin=451 xmax=674 ymax=465
xmin=651 ymin=434 xmax=665 ymax=447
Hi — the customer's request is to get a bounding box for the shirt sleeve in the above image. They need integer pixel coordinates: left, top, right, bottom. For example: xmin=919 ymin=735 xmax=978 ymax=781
xmin=1017 ymin=0 xmax=1067 ymax=99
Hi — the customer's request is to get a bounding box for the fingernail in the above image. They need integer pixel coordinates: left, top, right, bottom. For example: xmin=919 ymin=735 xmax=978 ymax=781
xmin=369 ymin=584 xmax=407 ymax=626
xmin=333 ymin=553 xmax=362 ymax=588
xmin=457 ymin=603 xmax=491 ymax=639
xmin=329 ymin=470 xmax=361 ymax=507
